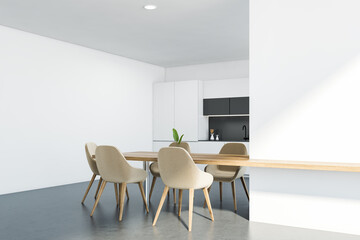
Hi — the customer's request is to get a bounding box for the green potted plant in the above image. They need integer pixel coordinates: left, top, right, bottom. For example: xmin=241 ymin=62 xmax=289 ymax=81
xmin=172 ymin=128 xmax=184 ymax=144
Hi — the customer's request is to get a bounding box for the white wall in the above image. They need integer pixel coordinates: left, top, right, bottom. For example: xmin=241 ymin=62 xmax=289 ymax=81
xmin=0 ymin=26 xmax=165 ymax=195
xmin=165 ymin=60 xmax=249 ymax=99
xmin=165 ymin=60 xmax=249 ymax=82
xmin=250 ymin=0 xmax=360 ymax=235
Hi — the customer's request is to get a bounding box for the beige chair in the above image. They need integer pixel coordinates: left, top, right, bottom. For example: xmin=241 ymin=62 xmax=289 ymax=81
xmin=90 ymin=146 xmax=149 ymax=221
xmin=81 ymin=142 xmax=128 ymax=204
xmin=81 ymin=142 xmax=102 ymax=203
xmin=204 ymin=143 xmax=249 ymax=211
xmin=153 ymin=147 xmax=214 ymax=231
xmin=149 ymin=142 xmax=191 ymax=203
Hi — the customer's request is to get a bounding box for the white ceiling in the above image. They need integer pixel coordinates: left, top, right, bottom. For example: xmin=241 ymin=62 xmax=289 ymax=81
xmin=0 ymin=0 xmax=248 ymax=67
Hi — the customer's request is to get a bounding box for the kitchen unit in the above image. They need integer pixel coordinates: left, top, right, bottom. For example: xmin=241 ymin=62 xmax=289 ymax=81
xmin=204 ymin=97 xmax=249 ymax=142
xmin=153 ymin=79 xmax=250 ymax=162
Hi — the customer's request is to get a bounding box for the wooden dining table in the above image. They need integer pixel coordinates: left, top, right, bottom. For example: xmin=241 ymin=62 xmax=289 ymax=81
xmin=122 ymin=151 xmax=360 ymax=202
xmin=92 ymin=151 xmax=360 ymax=203
xmin=123 ymin=151 xmax=249 ymax=202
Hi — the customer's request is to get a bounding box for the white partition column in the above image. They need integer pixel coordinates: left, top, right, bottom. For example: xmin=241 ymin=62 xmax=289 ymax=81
xmin=249 ymin=0 xmax=360 ymax=235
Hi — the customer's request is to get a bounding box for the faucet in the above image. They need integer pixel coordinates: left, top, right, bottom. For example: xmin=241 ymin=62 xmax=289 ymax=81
xmin=242 ymin=125 xmax=249 ymax=140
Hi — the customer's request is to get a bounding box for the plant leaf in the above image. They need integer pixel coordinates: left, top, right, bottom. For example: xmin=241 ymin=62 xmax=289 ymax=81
xmin=178 ymin=134 xmax=184 ymax=144
xmin=172 ymin=128 xmax=179 ymax=142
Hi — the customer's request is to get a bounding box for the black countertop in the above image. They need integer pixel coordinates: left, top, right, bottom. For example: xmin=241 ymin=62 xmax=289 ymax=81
xmin=198 ymin=140 xmax=249 ymax=143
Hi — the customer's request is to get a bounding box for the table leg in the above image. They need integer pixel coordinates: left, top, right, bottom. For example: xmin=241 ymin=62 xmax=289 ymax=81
xmin=143 ymin=161 xmax=150 ymax=204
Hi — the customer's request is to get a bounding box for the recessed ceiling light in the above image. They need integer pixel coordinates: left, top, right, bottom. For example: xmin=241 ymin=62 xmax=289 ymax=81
xmin=144 ymin=5 xmax=157 ymax=10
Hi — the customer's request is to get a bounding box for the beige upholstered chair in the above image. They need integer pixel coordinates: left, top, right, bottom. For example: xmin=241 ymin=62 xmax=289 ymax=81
xmin=204 ymin=143 xmax=249 ymax=211
xmin=82 ymin=142 xmax=102 ymax=203
xmin=149 ymin=142 xmax=191 ymax=203
xmin=91 ymin=146 xmax=149 ymax=221
xmin=82 ymin=143 xmax=128 ymax=204
xmin=153 ymin=147 xmax=214 ymax=231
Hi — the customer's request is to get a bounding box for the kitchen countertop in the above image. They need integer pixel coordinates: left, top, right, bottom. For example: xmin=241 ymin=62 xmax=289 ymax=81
xmin=198 ymin=140 xmax=249 ymax=142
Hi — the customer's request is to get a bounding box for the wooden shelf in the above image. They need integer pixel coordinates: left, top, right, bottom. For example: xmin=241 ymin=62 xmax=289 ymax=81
xmin=240 ymin=159 xmax=360 ymax=172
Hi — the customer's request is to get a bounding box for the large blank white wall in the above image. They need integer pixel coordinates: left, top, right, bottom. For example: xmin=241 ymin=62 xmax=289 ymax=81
xmin=250 ymin=0 xmax=360 ymax=235
xmin=0 ymin=26 xmax=164 ymax=195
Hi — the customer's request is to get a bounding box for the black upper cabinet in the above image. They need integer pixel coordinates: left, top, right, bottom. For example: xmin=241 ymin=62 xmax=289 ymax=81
xmin=230 ymin=97 xmax=249 ymax=114
xmin=203 ymin=97 xmax=249 ymax=115
xmin=203 ymin=98 xmax=230 ymax=115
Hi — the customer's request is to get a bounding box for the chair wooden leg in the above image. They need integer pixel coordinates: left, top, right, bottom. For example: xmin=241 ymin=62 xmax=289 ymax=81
xmin=188 ymin=188 xmax=194 ymax=232
xmin=241 ymin=176 xmax=250 ymax=201
xmin=114 ymin=183 xmax=119 ymax=206
xmin=153 ymin=186 xmax=169 ymax=226
xmin=149 ymin=176 xmax=157 ymax=201
xmin=219 ymin=182 xmax=223 ymax=201
xmin=118 ymin=184 xmax=121 ymax=208
xmin=231 ymin=181 xmax=237 ymax=211
xmin=173 ymin=188 xmax=176 ymax=204
xmin=90 ymin=180 xmax=107 ymax=216
xmin=138 ymin=182 xmax=149 ymax=213
xmin=203 ymin=188 xmax=214 ymax=221
xmin=118 ymin=185 xmax=129 ymax=205
xmin=178 ymin=189 xmax=183 ymax=217
xmin=81 ymin=173 xmax=96 ymax=204
xmin=126 ymin=187 xmax=129 ymax=200
xmin=94 ymin=177 xmax=103 ymax=199
xmin=203 ymin=185 xmax=211 ymax=208
xmin=119 ymin=183 xmax=127 ymax=221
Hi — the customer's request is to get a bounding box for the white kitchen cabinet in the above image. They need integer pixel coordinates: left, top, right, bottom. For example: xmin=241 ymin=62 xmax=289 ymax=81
xmin=153 ymin=82 xmax=174 ymax=141
xmin=174 ymin=80 xmax=207 ymax=141
xmin=153 ymin=80 xmax=207 ymax=141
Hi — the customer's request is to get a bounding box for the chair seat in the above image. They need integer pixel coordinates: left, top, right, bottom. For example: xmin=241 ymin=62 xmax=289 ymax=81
xmin=126 ymin=168 xmax=147 ymax=183
xmin=193 ymin=172 xmax=213 ymax=189
xmin=105 ymin=167 xmax=147 ymax=184
xmin=205 ymin=165 xmax=239 ymax=182
xmin=150 ymin=162 xmax=161 ymax=177
xmin=169 ymin=171 xmax=213 ymax=190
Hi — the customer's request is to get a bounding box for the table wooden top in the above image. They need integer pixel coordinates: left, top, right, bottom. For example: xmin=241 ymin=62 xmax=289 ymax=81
xmin=124 ymin=152 xmax=249 ymax=166
xmin=123 ymin=151 xmax=360 ymax=172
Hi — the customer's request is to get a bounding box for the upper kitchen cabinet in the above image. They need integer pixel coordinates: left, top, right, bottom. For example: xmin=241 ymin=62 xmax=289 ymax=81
xmin=153 ymin=82 xmax=174 ymax=141
xmin=153 ymin=80 xmax=207 ymax=141
xmin=203 ymin=97 xmax=249 ymax=116
xmin=203 ymin=98 xmax=230 ymax=115
xmin=230 ymin=97 xmax=249 ymax=114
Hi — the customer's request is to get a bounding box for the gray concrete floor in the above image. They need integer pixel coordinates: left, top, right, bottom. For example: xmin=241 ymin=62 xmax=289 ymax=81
xmin=1 ymin=176 xmax=359 ymax=240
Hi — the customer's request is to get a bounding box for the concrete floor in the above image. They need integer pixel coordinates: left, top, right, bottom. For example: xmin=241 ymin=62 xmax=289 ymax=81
xmin=1 ymin=176 xmax=359 ymax=240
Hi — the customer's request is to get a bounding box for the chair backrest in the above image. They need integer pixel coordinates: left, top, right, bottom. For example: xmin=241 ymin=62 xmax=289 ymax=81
xmin=95 ymin=145 xmax=133 ymax=183
xmin=158 ymin=147 xmax=200 ymax=189
xmin=169 ymin=142 xmax=191 ymax=153
xmin=218 ymin=143 xmax=248 ymax=171
xmin=85 ymin=142 xmax=99 ymax=175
